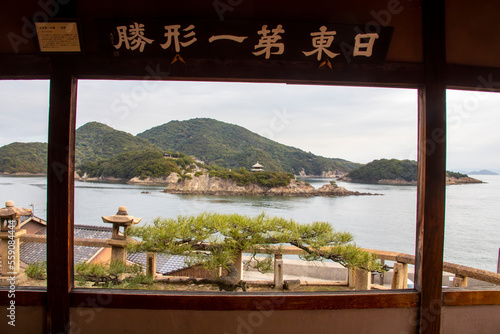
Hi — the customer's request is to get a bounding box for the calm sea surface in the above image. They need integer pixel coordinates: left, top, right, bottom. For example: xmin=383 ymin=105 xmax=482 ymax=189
xmin=1 ymin=175 xmax=499 ymax=272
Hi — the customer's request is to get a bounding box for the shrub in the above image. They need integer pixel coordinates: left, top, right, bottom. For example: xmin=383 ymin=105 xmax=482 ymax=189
xmin=25 ymin=261 xmax=47 ymax=280
xmin=75 ymin=260 xmax=144 ymax=288
xmin=209 ymin=169 xmax=293 ymax=187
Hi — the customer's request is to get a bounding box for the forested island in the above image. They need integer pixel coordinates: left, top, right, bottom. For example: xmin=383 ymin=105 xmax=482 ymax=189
xmin=0 ymin=119 xmax=484 ymax=189
xmin=76 ymin=150 xmax=374 ymax=197
xmin=159 ymin=172 xmax=375 ymax=197
xmin=338 ymin=159 xmax=482 ymax=185
xmin=0 ymin=119 xmax=359 ymax=177
xmin=0 ymin=142 xmax=48 ymax=174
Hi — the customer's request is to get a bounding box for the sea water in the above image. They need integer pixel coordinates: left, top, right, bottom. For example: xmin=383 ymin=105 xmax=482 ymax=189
xmin=1 ymin=174 xmax=499 ymax=272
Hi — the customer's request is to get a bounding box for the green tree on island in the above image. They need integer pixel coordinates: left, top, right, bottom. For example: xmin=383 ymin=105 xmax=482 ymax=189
xmin=127 ymin=212 xmax=382 ymax=290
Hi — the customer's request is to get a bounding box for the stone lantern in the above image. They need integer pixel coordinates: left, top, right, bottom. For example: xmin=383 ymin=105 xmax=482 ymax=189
xmin=0 ymin=201 xmax=30 ymax=277
xmin=102 ymin=206 xmax=141 ymax=263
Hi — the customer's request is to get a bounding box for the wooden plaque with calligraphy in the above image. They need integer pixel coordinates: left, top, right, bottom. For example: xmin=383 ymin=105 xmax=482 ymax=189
xmin=97 ymin=19 xmax=393 ymax=66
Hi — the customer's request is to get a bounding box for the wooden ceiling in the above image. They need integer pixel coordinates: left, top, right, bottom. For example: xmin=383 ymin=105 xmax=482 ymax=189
xmin=0 ymin=0 xmax=499 ymax=90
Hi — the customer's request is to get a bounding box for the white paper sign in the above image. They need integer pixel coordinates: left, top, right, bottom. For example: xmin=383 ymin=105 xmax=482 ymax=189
xmin=35 ymin=22 xmax=81 ymax=52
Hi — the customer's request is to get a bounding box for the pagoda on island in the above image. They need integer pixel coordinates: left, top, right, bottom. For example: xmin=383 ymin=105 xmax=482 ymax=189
xmin=251 ymin=162 xmax=264 ymax=172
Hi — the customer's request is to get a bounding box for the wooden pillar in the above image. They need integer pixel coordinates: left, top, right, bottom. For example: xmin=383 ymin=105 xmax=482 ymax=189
xmin=146 ymin=252 xmax=157 ymax=277
xmin=46 ymin=56 xmax=77 ymax=334
xmin=391 ymin=262 xmax=409 ymax=290
xmin=415 ymin=1 xmax=446 ymax=333
xmin=274 ymin=254 xmax=284 ymax=290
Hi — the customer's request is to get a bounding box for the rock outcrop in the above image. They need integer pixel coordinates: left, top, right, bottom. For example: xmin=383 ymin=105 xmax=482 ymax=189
xmin=446 ymin=176 xmax=483 ymax=185
xmin=162 ymin=174 xmax=377 ymax=197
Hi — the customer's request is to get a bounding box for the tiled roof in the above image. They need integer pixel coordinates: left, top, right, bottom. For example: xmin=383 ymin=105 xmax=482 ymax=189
xmin=20 ymin=215 xmax=33 ymax=224
xmin=127 ymin=252 xmax=190 ymax=275
xmin=74 ymin=224 xmax=112 ymax=239
xmin=19 ymin=240 xmax=47 ymax=265
xmin=20 ymin=224 xmax=113 ymax=265
xmin=18 ymin=218 xmax=193 ymax=273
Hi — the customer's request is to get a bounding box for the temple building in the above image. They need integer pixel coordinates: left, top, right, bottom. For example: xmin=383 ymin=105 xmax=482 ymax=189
xmin=251 ymin=162 xmax=264 ymax=172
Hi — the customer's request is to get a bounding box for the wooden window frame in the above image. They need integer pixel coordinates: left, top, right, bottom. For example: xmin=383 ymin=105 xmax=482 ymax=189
xmin=2 ymin=1 xmax=500 ymax=334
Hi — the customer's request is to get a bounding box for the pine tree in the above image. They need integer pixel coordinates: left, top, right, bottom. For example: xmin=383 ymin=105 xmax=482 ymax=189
xmin=127 ymin=212 xmax=382 ymax=291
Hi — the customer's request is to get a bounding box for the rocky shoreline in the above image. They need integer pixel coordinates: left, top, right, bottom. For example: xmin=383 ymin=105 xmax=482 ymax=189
xmin=445 ymin=176 xmax=484 ymax=185
xmin=34 ymin=172 xmax=485 ymax=189
xmin=161 ymin=174 xmax=378 ymax=197
xmin=76 ymin=173 xmax=378 ymax=196
xmin=75 ymin=173 xmax=377 ymax=196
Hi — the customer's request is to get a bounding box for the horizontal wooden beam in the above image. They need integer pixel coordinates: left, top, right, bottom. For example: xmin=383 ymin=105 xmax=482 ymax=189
xmin=70 ymin=289 xmax=419 ymax=310
xmin=73 ymin=57 xmax=425 ymax=87
xmin=3 ymin=287 xmax=500 ymax=309
xmin=0 ymin=289 xmax=46 ymax=306
xmin=446 ymin=64 xmax=500 ymax=92
xmin=0 ymin=55 xmax=50 ymax=79
xmin=21 ymin=234 xmax=109 ymax=247
xmin=1 ymin=54 xmax=500 ymax=92
xmin=443 ymin=290 xmax=500 ymax=306
xmin=442 ymin=262 xmax=500 ymax=285
xmin=1 ymin=55 xmax=423 ymax=86
xmin=361 ymin=248 xmax=416 ymax=264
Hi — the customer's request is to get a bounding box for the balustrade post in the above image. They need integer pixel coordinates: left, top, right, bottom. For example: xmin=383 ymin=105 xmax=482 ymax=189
xmin=349 ymin=267 xmax=371 ymax=290
xmin=391 ymin=262 xmax=408 ymax=289
xmin=380 ymin=259 xmax=385 ymax=285
xmin=274 ymin=253 xmax=284 ymax=290
xmin=234 ymin=251 xmax=243 ymax=281
xmin=146 ymin=252 xmax=157 ymax=277
xmin=453 ymin=274 xmax=468 ymax=287
xmin=497 ymin=248 xmax=499 ymax=274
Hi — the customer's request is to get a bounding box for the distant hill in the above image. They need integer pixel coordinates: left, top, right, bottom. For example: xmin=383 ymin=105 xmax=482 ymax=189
xmin=341 ymin=159 xmax=478 ymax=184
xmin=468 ymin=169 xmax=498 ymax=175
xmin=0 ymin=142 xmax=48 ymax=174
xmin=137 ymin=118 xmax=360 ymax=175
xmin=75 ymin=122 xmax=160 ymax=166
xmin=1 ymin=119 xmax=360 ymax=176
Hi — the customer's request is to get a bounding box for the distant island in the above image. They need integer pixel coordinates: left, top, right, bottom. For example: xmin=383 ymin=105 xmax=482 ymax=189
xmin=338 ymin=159 xmax=483 ymax=185
xmin=467 ymin=169 xmax=498 ymax=176
xmin=158 ymin=172 xmax=376 ymax=197
xmin=75 ymin=151 xmax=376 ymax=197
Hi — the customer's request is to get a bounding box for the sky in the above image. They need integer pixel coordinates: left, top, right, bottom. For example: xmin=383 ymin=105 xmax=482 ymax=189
xmin=0 ymin=79 xmax=499 ymax=173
